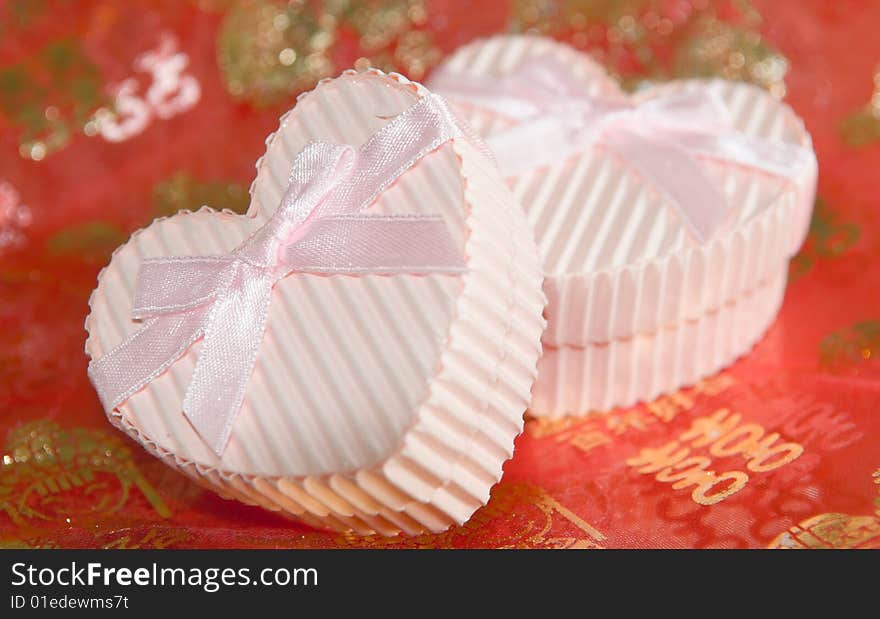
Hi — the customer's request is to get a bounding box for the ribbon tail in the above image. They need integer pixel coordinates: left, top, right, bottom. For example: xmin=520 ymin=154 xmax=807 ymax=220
xmin=605 ymin=129 xmax=731 ymax=243
xmin=88 ymin=309 xmax=207 ymax=411
xmin=487 ymin=113 xmax=590 ymax=178
xmin=668 ymin=129 xmax=817 ymax=186
xmin=659 ymin=127 xmax=818 ymax=251
xmin=638 ymin=89 xmax=733 ymax=130
xmin=515 ymin=56 xmax=598 ymax=100
xmin=427 ymin=69 xmax=542 ymax=120
xmin=428 ymin=55 xmax=607 ymax=119
xmin=328 ymin=94 xmax=477 ymax=217
xmin=281 ymin=214 xmax=466 ymax=274
xmin=181 ymin=262 xmax=275 ymax=455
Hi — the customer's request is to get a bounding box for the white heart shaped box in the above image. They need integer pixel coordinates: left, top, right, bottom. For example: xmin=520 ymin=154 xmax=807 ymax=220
xmin=85 ymin=69 xmax=546 ymax=535
xmin=429 ymin=35 xmax=817 ymax=416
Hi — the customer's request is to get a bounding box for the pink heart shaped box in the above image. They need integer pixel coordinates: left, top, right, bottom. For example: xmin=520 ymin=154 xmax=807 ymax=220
xmin=85 ymin=69 xmax=546 ymax=535
xmin=429 ymin=35 xmax=817 ymax=416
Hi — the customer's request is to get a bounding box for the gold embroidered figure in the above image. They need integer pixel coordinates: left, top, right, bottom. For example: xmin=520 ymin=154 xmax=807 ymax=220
xmin=0 ymin=420 xmax=170 ymax=530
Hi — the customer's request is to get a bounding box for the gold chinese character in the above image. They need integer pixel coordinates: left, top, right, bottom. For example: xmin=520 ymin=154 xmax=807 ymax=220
xmin=605 ymin=409 xmax=655 ymax=435
xmin=626 ymin=441 xmax=690 ymax=473
xmin=680 ymin=409 xmax=742 ymax=447
xmin=570 ymin=430 xmax=612 ymax=453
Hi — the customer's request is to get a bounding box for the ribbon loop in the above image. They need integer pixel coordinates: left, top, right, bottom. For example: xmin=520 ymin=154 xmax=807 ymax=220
xmin=429 ymin=55 xmax=814 ymax=243
xmin=131 ymin=256 xmax=230 ymax=318
xmin=88 ymin=93 xmax=470 ymax=456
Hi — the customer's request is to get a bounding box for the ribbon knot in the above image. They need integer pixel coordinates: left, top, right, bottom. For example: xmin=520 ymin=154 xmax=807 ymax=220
xmin=429 ymin=55 xmax=815 ymax=242
xmin=89 ymin=94 xmax=471 ymax=455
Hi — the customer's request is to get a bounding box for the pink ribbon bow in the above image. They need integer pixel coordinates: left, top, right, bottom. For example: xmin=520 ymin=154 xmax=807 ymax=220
xmin=428 ymin=56 xmax=815 ymax=242
xmin=89 ymin=94 xmax=470 ymax=455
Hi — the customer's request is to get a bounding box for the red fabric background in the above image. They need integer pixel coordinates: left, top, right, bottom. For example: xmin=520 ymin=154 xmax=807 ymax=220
xmin=1 ymin=0 xmax=878 ymax=548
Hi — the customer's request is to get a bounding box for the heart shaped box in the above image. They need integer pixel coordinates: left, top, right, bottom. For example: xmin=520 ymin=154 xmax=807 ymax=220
xmin=85 ymin=69 xmax=546 ymax=535
xmin=429 ymin=35 xmax=817 ymax=416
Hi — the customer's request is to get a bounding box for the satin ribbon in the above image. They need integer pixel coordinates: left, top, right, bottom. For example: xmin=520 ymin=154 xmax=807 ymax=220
xmin=428 ymin=56 xmax=814 ymax=242
xmin=89 ymin=94 xmax=470 ymax=455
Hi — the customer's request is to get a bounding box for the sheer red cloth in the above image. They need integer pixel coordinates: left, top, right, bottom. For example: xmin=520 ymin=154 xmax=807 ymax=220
xmin=1 ymin=0 xmax=877 ymax=548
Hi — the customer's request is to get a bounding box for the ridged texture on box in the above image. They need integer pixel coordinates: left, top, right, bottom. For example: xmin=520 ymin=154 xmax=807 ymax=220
xmin=430 ymin=35 xmax=815 ymax=416
xmin=531 ymin=264 xmax=787 ymax=416
xmin=431 ymin=35 xmax=816 ymax=350
xmin=84 ymin=70 xmax=546 ymax=535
